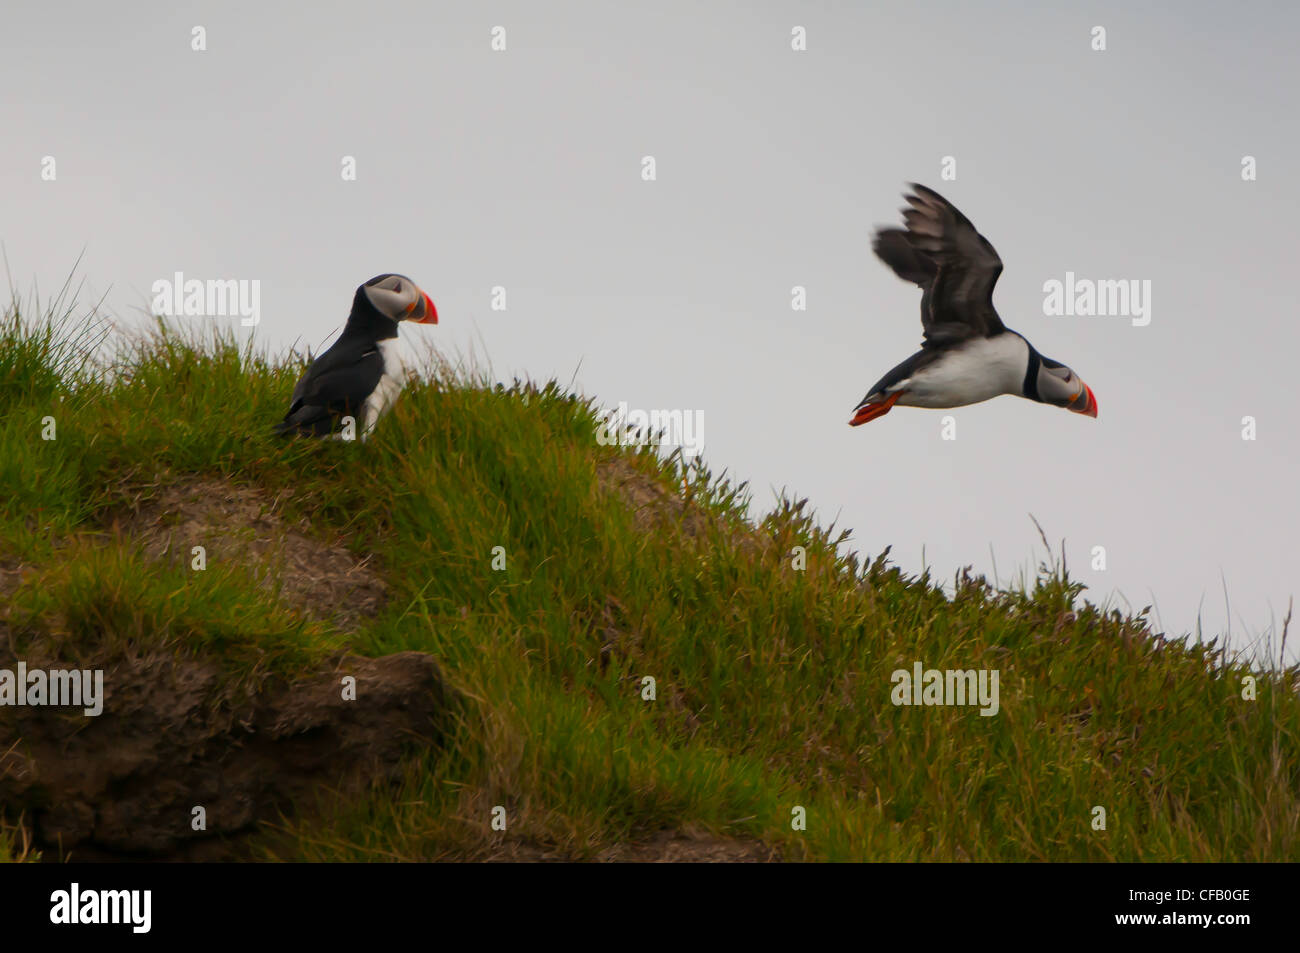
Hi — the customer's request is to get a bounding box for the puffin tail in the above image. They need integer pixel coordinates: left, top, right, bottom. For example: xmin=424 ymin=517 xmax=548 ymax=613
xmin=274 ymin=405 xmax=335 ymax=437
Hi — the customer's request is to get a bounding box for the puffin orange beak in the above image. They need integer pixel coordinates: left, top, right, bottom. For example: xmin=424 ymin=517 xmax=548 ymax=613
xmin=1069 ymin=382 xmax=1097 ymax=418
xmin=416 ymin=291 xmax=438 ymax=324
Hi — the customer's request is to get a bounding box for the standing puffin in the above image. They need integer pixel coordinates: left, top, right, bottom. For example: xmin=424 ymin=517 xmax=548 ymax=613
xmin=275 ymin=273 xmax=437 ymax=438
xmin=850 ymin=184 xmax=1097 ymax=426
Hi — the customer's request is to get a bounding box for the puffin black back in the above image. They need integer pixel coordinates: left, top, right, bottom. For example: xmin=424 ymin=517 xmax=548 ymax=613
xmin=275 ymin=273 xmax=437 ymax=439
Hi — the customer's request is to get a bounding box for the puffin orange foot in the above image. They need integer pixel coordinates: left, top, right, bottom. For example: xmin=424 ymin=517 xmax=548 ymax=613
xmin=849 ymin=390 xmax=903 ymax=426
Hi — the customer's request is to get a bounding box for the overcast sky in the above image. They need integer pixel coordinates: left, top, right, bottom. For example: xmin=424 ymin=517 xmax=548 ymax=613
xmin=3 ymin=1 xmax=1296 ymax=663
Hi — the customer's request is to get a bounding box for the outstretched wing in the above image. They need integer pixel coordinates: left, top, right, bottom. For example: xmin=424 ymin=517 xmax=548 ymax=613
xmin=872 ymin=183 xmax=1006 ymax=344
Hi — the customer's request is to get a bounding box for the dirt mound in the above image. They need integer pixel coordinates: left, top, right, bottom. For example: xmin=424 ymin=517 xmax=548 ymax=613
xmin=0 ymin=645 xmax=453 ymax=859
xmin=596 ymin=456 xmax=718 ymax=539
xmin=593 ymin=830 xmax=778 ymax=862
xmin=1 ymin=476 xmax=454 ymax=859
xmin=109 ymin=478 xmax=386 ymax=625
xmin=484 ymin=829 xmax=777 ymax=862
xmin=595 ymin=458 xmax=773 ymax=565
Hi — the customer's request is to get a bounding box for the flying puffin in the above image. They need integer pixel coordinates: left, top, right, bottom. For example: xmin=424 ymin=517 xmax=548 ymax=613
xmin=850 ymin=184 xmax=1097 ymax=426
xmin=275 ymin=273 xmax=437 ymax=438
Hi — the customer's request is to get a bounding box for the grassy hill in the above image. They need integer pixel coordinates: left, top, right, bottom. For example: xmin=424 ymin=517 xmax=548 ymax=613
xmin=2 ymin=293 xmax=1297 ymax=862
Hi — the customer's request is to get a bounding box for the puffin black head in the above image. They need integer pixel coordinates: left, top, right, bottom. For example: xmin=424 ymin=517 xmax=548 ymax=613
xmin=356 ymin=274 xmax=438 ymax=325
xmin=1034 ymin=354 xmax=1097 ymax=418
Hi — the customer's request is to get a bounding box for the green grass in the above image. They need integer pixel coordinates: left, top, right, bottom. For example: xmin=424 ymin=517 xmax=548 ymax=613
xmin=0 ymin=815 xmax=39 ymax=863
xmin=2 ymin=291 xmax=1297 ymax=861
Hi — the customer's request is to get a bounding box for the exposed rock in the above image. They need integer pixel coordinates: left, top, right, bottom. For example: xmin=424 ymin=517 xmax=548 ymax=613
xmin=0 ymin=644 xmax=453 ymax=859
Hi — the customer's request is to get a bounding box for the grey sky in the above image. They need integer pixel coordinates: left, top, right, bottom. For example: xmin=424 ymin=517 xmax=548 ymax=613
xmin=4 ymin=1 xmax=1296 ymax=661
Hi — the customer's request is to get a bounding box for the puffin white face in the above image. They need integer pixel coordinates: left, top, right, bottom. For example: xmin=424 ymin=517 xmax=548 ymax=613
xmin=362 ymin=273 xmax=438 ymax=324
xmin=1038 ymin=357 xmax=1097 ymax=417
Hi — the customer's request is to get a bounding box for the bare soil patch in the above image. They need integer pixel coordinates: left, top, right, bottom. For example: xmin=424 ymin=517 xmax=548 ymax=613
xmin=109 ymin=477 xmax=387 ymax=626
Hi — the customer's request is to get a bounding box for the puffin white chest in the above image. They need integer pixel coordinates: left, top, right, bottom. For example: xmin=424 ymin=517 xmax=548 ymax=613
xmin=899 ymin=334 xmax=1029 ymax=408
xmin=361 ymin=337 xmax=406 ymax=436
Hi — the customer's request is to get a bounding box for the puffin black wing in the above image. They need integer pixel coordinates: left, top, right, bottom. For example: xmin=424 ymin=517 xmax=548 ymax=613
xmin=274 ymin=336 xmax=383 ymax=436
xmin=872 ymin=184 xmax=1006 ymax=344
